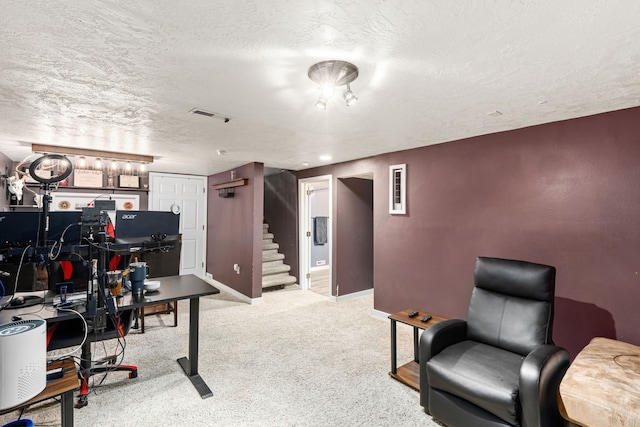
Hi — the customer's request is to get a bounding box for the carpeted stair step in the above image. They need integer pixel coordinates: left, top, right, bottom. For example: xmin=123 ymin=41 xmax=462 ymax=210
xmin=262 ymin=249 xmax=281 ymax=260
xmin=262 ymin=263 xmax=290 ymax=275
xmin=262 ymin=223 xmax=296 ymax=289
xmin=262 ymin=273 xmax=297 ymax=288
xmin=263 ymin=242 xmax=279 ymax=251
xmin=263 ymin=252 xmax=284 ymax=262
xmin=262 ymin=259 xmax=285 ymax=269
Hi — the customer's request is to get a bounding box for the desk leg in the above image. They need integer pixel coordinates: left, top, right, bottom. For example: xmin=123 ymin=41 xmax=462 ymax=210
xmin=177 ymin=296 xmax=213 ymax=399
xmin=60 ymin=389 xmax=74 ymax=427
xmin=390 ymin=319 xmax=397 ymax=374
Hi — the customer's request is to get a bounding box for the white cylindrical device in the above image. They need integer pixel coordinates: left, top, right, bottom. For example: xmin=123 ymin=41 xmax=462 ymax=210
xmin=0 ymin=319 xmax=47 ymax=410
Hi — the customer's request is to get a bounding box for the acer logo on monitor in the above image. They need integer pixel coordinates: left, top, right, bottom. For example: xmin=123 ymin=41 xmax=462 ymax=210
xmin=114 ymin=210 xmax=179 ymax=245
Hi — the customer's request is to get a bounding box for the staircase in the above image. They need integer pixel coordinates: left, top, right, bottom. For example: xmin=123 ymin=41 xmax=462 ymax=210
xmin=262 ymin=223 xmax=297 ymax=289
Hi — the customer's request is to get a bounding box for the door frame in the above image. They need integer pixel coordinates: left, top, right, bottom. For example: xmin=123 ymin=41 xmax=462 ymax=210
xmin=298 ymin=175 xmax=332 ymax=294
xmin=148 ymin=172 xmax=208 ymax=278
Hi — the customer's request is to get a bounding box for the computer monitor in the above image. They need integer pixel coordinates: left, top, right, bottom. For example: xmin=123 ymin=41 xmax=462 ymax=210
xmin=0 ymin=212 xmax=40 ymax=248
xmin=47 ymin=259 xmax=90 ymax=294
xmin=48 ymin=211 xmax=84 ymax=245
xmin=114 ymin=210 xmax=180 ymax=245
xmin=0 ymin=262 xmax=37 ymax=296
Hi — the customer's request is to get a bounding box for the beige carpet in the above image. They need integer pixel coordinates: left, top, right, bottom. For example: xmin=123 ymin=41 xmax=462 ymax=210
xmin=1 ymin=287 xmax=442 ymax=426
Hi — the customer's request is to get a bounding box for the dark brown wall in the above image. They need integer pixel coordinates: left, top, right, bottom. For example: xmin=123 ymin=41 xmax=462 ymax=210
xmin=299 ymin=106 xmax=640 ymax=358
xmin=336 ymin=178 xmax=373 ymax=296
xmin=207 ymin=162 xmax=264 ymax=299
xmin=263 ymin=170 xmax=298 ymax=281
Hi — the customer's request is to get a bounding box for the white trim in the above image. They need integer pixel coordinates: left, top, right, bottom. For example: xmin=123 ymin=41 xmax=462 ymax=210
xmin=389 ymin=164 xmax=407 ymax=214
xmin=371 ymin=308 xmax=390 ymax=320
xmin=329 ymin=287 xmax=373 ymax=302
xmin=204 ymin=276 xmax=263 ymax=305
xmin=298 ymin=175 xmax=332 ymax=294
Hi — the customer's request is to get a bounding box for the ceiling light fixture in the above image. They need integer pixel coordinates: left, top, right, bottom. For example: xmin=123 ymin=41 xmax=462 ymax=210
xmin=308 ymin=60 xmax=359 ymax=109
xmin=32 ymin=143 xmax=153 ymax=176
xmin=31 ymin=143 xmax=153 ymax=164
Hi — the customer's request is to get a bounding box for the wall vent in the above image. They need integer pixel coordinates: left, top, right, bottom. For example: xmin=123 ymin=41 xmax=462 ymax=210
xmin=189 ymin=108 xmax=231 ymax=122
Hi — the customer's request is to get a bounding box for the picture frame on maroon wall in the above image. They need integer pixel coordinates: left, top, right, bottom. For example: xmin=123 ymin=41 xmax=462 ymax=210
xmin=389 ymin=164 xmax=406 ymax=214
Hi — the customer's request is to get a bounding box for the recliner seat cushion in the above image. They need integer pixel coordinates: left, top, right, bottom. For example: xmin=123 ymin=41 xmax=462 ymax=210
xmin=427 ymin=340 xmax=524 ymax=426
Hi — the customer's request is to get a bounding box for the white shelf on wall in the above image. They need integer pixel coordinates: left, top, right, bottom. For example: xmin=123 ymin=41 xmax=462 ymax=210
xmin=26 ymin=183 xmax=148 ymax=193
xmin=50 ymin=192 xmax=140 ymax=212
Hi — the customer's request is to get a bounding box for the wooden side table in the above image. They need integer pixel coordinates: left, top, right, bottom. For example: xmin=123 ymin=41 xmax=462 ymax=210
xmin=559 ymin=337 xmax=640 ymax=427
xmin=0 ymin=358 xmax=79 ymax=427
xmin=388 ymin=308 xmax=449 ymax=390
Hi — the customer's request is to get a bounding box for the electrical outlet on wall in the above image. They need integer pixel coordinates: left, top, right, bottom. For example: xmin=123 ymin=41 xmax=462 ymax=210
xmin=233 ymin=264 xmax=240 ymax=274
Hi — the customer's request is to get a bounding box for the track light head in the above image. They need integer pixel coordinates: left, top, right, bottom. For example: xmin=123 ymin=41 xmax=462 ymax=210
xmin=315 ymin=96 xmax=328 ymax=110
xmin=343 ymin=85 xmax=357 ymax=106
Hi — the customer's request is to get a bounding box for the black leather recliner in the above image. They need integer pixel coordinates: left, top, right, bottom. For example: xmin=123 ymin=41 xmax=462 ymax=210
xmin=419 ymin=257 xmax=570 ymax=427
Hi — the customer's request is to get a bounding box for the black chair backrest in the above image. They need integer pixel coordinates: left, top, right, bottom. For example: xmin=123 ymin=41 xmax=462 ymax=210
xmin=467 ymin=257 xmax=556 ymax=355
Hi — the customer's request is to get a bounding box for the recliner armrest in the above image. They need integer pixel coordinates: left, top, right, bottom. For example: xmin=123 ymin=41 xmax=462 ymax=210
xmin=520 ymin=344 xmax=570 ymax=427
xmin=420 ymin=319 xmax=467 ymax=360
xmin=419 ymin=319 xmax=467 ymax=409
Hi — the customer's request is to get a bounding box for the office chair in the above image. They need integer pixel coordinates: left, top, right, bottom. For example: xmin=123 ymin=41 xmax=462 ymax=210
xmin=47 ymin=308 xmax=138 ymax=408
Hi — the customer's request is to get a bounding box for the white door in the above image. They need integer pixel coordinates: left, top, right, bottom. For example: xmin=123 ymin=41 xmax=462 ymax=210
xmin=149 ymin=173 xmax=207 ymax=278
xmin=298 ymin=175 xmax=332 ymax=294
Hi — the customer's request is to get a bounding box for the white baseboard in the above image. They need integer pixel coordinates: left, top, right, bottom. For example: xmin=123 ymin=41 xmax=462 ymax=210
xmin=371 ymin=308 xmax=389 ymax=321
xmin=204 ymin=275 xmax=263 ymax=305
xmin=331 ymin=287 xmax=373 ymax=302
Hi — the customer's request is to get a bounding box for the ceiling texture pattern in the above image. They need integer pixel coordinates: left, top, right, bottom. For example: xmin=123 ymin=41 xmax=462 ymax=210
xmin=1 ymin=1 xmax=639 ymax=176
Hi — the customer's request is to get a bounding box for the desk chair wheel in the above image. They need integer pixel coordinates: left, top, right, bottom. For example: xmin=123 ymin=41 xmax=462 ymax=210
xmin=75 ymin=396 xmax=88 ymax=409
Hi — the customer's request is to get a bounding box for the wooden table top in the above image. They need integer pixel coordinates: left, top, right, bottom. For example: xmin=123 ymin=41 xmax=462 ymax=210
xmin=388 ymin=308 xmax=450 ymax=329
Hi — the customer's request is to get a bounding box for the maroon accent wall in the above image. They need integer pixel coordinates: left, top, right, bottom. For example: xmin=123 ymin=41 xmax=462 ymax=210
xmin=298 ymin=106 xmax=640 ymax=358
xmin=264 ymin=170 xmax=299 ymax=281
xmin=336 ymin=178 xmax=373 ymax=296
xmin=207 ymin=162 xmax=264 ymax=298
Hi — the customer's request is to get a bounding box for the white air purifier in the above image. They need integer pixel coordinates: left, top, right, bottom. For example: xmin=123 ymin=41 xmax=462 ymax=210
xmin=0 ymin=319 xmax=47 ymax=410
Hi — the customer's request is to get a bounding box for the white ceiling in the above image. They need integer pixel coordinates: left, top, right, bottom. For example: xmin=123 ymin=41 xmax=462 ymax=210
xmin=1 ymin=1 xmax=639 ymax=176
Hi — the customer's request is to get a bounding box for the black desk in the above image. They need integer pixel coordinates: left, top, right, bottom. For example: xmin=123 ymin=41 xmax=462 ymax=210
xmin=0 ymin=274 xmax=220 ymax=399
xmin=117 ymin=274 xmax=220 ymax=398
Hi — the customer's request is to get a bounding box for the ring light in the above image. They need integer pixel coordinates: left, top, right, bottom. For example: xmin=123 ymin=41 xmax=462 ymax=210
xmin=28 ymin=154 xmax=73 ymax=184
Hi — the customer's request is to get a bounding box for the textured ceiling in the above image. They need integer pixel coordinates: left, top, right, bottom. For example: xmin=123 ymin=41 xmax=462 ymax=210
xmin=1 ymin=1 xmax=639 ymax=176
